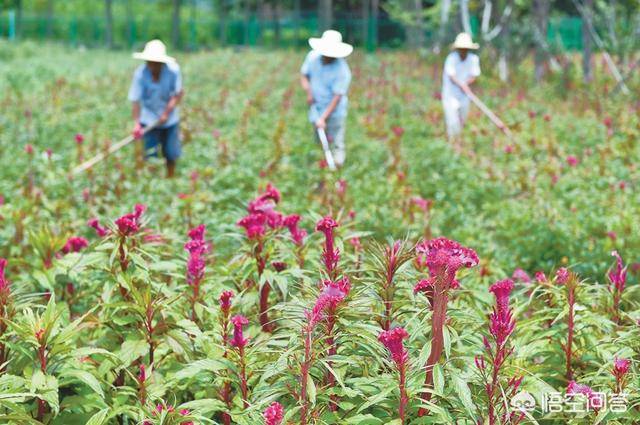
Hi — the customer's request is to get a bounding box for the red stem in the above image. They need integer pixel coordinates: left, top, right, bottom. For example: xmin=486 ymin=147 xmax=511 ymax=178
xmin=239 ymin=346 xmax=249 ymax=409
xmin=566 ymin=286 xmax=575 ymax=380
xmin=418 ymin=287 xmax=448 ymax=416
xmin=259 ymin=282 xmax=274 ymax=332
xmin=300 ymin=327 xmax=312 ymax=424
xmin=399 ymin=362 xmax=407 ymax=424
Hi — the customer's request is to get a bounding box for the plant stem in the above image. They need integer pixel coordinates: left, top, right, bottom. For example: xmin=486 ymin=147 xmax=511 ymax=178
xmin=419 ymin=287 xmax=448 ymax=416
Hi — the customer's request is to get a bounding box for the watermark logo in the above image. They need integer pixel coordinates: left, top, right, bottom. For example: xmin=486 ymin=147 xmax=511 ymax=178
xmin=510 ymin=391 xmax=536 ymax=412
xmin=509 ymin=391 xmax=630 ymax=414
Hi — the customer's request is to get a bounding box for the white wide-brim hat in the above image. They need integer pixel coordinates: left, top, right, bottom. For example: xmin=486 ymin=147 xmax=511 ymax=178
xmin=309 ymin=30 xmax=353 ymax=58
xmin=452 ymin=32 xmax=479 ymax=50
xmin=133 ymin=39 xmax=175 ymax=63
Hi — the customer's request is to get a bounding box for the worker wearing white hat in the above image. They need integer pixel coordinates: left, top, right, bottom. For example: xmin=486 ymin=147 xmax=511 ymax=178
xmin=300 ymin=30 xmax=353 ymax=167
xmin=128 ymin=39 xmax=184 ymax=178
xmin=442 ymin=33 xmax=481 ymax=140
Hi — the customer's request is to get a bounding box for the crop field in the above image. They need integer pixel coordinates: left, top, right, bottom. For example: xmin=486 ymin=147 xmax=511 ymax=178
xmin=0 ymin=41 xmax=638 ymax=424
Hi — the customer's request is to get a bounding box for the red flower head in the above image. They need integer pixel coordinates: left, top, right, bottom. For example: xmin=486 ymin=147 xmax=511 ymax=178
xmin=319 ymin=276 xmax=351 ymax=309
xmin=608 ymin=250 xmax=627 ymax=294
xmin=263 ymin=401 xmax=284 ymax=425
xmin=283 ymin=214 xmax=307 ymax=245
xmin=316 ymin=216 xmax=340 ymax=276
xmin=230 ymin=315 xmax=249 ymax=348
xmin=555 ymin=267 xmax=570 ymax=285
xmin=490 ymin=279 xmax=514 ymax=315
xmin=489 ymin=279 xmax=515 ymax=347
xmin=185 ymin=224 xmax=208 ymax=256
xmin=0 ymin=258 xmax=10 ymax=294
xmin=272 ymin=261 xmax=287 ymax=272
xmin=24 ymin=144 xmax=34 ymax=155
xmin=219 ymin=290 xmax=234 ymax=315
xmin=115 ymin=205 xmax=146 ymax=236
xmin=415 ymin=237 xmax=479 ymax=289
xmin=566 ymin=381 xmax=603 ymax=412
xmin=511 ymin=268 xmax=531 ymax=284
xmin=379 ymin=327 xmax=409 ymax=366
xmin=391 ymin=126 xmax=405 ymax=138
xmin=411 ymin=196 xmax=432 ymax=212
xmin=566 ymin=155 xmax=579 ymax=167
xmin=238 ymin=213 xmax=267 ymax=240
xmin=138 ymin=364 xmax=146 ymax=384
xmin=74 ymin=133 xmax=85 ymax=145
xmin=61 ymin=236 xmax=89 ymax=255
xmin=612 ymin=357 xmax=630 ymax=380
xmin=87 ymin=218 xmax=109 ymax=237
xmin=534 ymin=271 xmax=547 ymax=283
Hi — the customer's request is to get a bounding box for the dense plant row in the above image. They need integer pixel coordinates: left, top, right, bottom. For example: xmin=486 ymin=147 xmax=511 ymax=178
xmin=0 ymin=42 xmax=638 ymax=423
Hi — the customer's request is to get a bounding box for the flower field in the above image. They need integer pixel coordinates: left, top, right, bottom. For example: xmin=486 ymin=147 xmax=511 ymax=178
xmin=0 ymin=41 xmax=639 ymax=424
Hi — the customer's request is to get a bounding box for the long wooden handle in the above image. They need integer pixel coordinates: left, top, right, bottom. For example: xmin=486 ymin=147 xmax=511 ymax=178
xmin=466 ymin=90 xmax=512 ymax=136
xmin=316 ymin=128 xmax=337 ymax=171
xmin=70 ymin=122 xmax=158 ymax=176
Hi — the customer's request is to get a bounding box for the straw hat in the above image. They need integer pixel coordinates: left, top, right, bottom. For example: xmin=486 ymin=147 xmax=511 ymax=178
xmin=452 ymin=32 xmax=479 ymax=50
xmin=309 ymin=30 xmax=353 ymax=58
xmin=133 ymin=39 xmax=175 ymax=63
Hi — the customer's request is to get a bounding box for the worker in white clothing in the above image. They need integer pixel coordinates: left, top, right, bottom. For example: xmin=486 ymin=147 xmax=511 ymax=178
xmin=442 ymin=32 xmax=481 ymax=141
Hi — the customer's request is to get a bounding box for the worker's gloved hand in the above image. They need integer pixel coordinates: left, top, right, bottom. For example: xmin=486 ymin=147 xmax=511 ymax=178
xmin=315 ymin=118 xmax=326 ymax=130
xmin=133 ymin=122 xmax=143 ymax=140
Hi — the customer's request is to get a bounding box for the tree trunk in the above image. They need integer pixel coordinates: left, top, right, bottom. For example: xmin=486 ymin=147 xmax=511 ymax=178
xmin=582 ymin=0 xmax=593 ymax=82
xmin=436 ymin=0 xmax=451 ymax=52
xmin=217 ymin=0 xmax=227 ymax=45
xmin=362 ymin=0 xmax=370 ymax=50
xmin=294 ymin=0 xmax=301 ymax=45
xmin=105 ymin=0 xmax=114 ymax=48
xmin=172 ymin=0 xmax=182 ymax=48
xmin=406 ymin=0 xmax=424 ymax=48
xmin=460 ymin=0 xmax=472 ymax=34
xmin=371 ymin=0 xmax=379 ymax=49
xmin=243 ymin=0 xmax=251 ymax=46
xmin=534 ymin=0 xmax=549 ymax=82
xmin=319 ymin=0 xmax=332 ymax=32
xmin=46 ymin=0 xmax=54 ymax=38
xmin=15 ymin=0 xmax=23 ymax=37
xmin=273 ymin=1 xmax=281 ymax=46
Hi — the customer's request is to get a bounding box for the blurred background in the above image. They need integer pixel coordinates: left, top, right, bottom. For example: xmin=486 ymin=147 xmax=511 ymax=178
xmin=0 ymin=1 xmax=637 ymax=59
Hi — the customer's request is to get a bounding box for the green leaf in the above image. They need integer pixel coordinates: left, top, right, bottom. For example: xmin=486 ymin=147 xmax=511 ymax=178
xmin=62 ymin=369 xmax=105 ymax=399
xmin=451 ymin=371 xmax=476 ymax=416
xmin=306 ymin=374 xmax=316 ymax=406
xmin=173 ymin=359 xmax=228 ymax=381
xmin=433 ymin=364 xmax=444 ymax=395
xmin=118 ymin=339 xmax=148 ymax=367
xmin=344 ymin=414 xmax=383 ymax=424
xmin=178 ymin=398 xmax=227 ymax=415
xmin=85 ymin=408 xmax=110 ymax=425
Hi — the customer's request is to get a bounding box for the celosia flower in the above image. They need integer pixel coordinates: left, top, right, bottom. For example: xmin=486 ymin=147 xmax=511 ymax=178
xmin=263 ymin=401 xmax=284 ymax=425
xmin=413 ymin=277 xmax=434 ymax=295
xmin=0 ymin=258 xmax=10 ymax=294
xmin=349 ymin=236 xmax=362 ymax=251
xmin=489 ymin=279 xmax=516 ymax=347
xmin=566 ymin=380 xmax=603 ymax=412
xmin=566 ymin=155 xmax=579 ymax=167
xmin=115 ymin=204 xmax=146 ymax=236
xmin=230 ymin=315 xmax=249 ymax=348
xmin=283 ymin=214 xmax=307 ymax=245
xmin=272 ymin=261 xmax=287 ymax=272
xmin=608 ymin=251 xmax=627 ymax=294
xmin=237 ymin=213 xmax=267 ymax=240
xmin=186 ymin=255 xmax=205 ymax=286
xmin=379 ymin=327 xmax=409 ymax=366
xmin=74 ymin=133 xmax=84 ymax=144
xmin=612 ymin=357 xmax=630 ymax=381
xmin=219 ymin=290 xmax=234 ymax=315
xmin=534 ymin=271 xmax=547 ymax=283
xmin=411 ymin=196 xmax=432 ymax=212
xmin=319 ymin=277 xmax=351 ymax=309
xmin=511 ymin=268 xmax=531 ymax=284
xmin=87 ymin=218 xmax=109 ymax=237
xmin=415 ymin=237 xmax=479 ymax=287
xmin=61 ymin=236 xmax=88 ymax=255
xmin=316 ymin=216 xmax=340 ymax=276
xmin=24 ymin=144 xmax=34 ymax=155
xmin=138 ymin=364 xmax=146 ymax=385
xmin=392 ymin=126 xmax=405 ymax=137
xmin=184 ymin=224 xmax=208 ymax=256
xmin=555 ymin=267 xmax=570 ymax=284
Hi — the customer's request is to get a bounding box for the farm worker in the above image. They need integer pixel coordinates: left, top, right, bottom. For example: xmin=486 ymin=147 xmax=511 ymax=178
xmin=128 ymin=39 xmax=184 ymax=178
xmin=300 ymin=30 xmax=353 ymax=167
xmin=442 ymin=32 xmax=481 ymax=140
